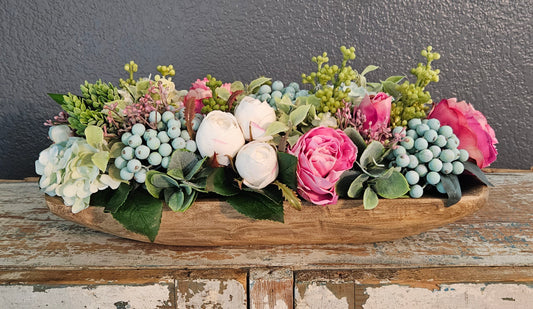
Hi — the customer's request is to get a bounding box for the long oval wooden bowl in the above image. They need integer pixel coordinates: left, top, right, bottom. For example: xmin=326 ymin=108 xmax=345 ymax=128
xmin=46 ymin=184 xmax=488 ymax=246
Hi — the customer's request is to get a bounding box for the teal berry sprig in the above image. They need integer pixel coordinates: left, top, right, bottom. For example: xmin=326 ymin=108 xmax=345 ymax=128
xmin=301 ymin=46 xmax=357 ymax=114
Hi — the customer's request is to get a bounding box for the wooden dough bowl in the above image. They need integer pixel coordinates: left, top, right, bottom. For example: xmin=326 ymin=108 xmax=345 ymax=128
xmin=46 ymin=184 xmax=489 ymax=246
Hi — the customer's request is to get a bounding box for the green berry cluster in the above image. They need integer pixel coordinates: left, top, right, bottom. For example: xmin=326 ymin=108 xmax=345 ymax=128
xmin=60 ymin=80 xmax=120 ymax=135
xmin=200 ymin=75 xmax=230 ymax=114
xmin=391 ymin=46 xmax=441 ymax=127
xmin=301 ymin=46 xmax=357 ymax=114
xmin=119 ymin=61 xmax=138 ymax=87
xmin=156 ymin=65 xmax=175 ymax=77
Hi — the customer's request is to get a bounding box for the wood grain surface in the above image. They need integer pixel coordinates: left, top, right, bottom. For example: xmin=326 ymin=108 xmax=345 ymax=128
xmin=44 ymin=180 xmax=489 ymax=246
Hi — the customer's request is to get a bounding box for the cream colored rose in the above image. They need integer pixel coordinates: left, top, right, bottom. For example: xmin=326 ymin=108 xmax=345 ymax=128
xmin=234 ymin=96 xmax=276 ymax=141
xmin=235 ymin=141 xmax=279 ymax=189
xmin=195 ymin=110 xmax=245 ymax=166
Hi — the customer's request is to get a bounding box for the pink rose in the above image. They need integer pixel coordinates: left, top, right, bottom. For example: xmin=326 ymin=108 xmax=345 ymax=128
xmin=289 ymin=127 xmax=357 ymax=205
xmin=185 ymin=78 xmax=232 ymax=114
xmin=357 ymin=92 xmax=392 ymax=131
xmin=428 ymin=98 xmax=498 ymax=168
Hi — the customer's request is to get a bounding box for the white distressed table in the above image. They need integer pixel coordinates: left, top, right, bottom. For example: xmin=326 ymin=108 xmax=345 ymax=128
xmin=1 ymin=171 xmax=532 ymax=308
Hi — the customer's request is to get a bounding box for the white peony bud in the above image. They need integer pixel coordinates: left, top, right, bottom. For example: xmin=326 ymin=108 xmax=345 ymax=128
xmin=234 ymin=96 xmax=276 ymax=141
xmin=48 ymin=125 xmax=72 ymax=144
xmin=195 ymin=110 xmax=245 ymax=166
xmin=235 ymin=141 xmax=279 ymax=189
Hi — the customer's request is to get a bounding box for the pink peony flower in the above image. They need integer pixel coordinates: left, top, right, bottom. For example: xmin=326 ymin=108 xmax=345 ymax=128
xmin=184 ymin=78 xmax=232 ymax=114
xmin=289 ymin=127 xmax=357 ymax=205
xmin=357 ymin=92 xmax=392 ymax=131
xmin=428 ymin=98 xmax=498 ymax=168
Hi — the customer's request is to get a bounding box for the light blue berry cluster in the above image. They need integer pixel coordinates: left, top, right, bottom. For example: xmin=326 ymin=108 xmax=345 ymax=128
xmin=115 ymin=110 xmax=203 ymax=183
xmin=249 ymin=81 xmax=309 ymax=108
xmin=390 ymin=118 xmax=469 ymax=198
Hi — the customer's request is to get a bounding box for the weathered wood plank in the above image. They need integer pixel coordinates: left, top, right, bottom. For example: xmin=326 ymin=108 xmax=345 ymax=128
xmin=249 ymin=268 xmax=293 ymax=309
xmin=0 ymin=172 xmax=531 ymax=270
xmin=175 ymin=270 xmax=247 ymax=308
xmin=295 ymin=281 xmax=355 ymax=309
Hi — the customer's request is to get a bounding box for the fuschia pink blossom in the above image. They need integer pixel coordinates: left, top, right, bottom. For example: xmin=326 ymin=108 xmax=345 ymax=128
xmin=357 ymin=92 xmax=392 ymax=131
xmin=289 ymin=127 xmax=357 ymax=205
xmin=428 ymin=98 xmax=498 ymax=168
xmin=185 ymin=78 xmax=232 ymax=114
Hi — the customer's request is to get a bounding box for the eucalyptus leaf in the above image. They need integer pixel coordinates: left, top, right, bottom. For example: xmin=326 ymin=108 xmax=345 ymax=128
xmin=373 ymin=170 xmax=410 ymax=199
xmin=167 ymin=189 xmax=185 ymax=212
xmin=167 ymin=168 xmax=185 ymax=180
xmin=363 ymin=187 xmax=379 ymax=210
xmin=335 ymin=170 xmax=361 ymax=198
xmin=167 ymin=150 xmax=198 ymax=172
xmin=360 ymin=141 xmax=384 ymax=170
xmin=145 ymin=171 xmax=164 ymax=198
xmin=348 ymin=174 xmax=370 ymax=198
xmin=344 ymin=127 xmax=367 ymax=154
xmin=151 ymin=174 xmax=180 ymax=188
xmin=441 ymin=174 xmax=462 ymax=207
xmin=185 ymin=157 xmax=207 ymax=181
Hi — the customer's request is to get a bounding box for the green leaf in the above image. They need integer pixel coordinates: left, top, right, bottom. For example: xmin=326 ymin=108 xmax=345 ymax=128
xmin=463 ymin=161 xmax=494 ymax=186
xmin=373 ymin=170 xmax=410 ymax=199
xmin=215 ymin=87 xmax=231 ymax=101
xmin=167 ymin=189 xmax=184 ymax=212
xmin=206 ymin=167 xmax=239 ymax=196
xmin=363 ymin=187 xmax=379 ymax=210
xmin=48 ymin=93 xmax=67 ymax=105
xmin=91 ymin=151 xmax=109 ymax=172
xmin=145 ymin=171 xmax=164 ymax=198
xmin=108 ymin=165 xmax=128 ymax=184
xmin=441 ymin=174 xmax=462 ymax=207
xmin=103 ymin=183 xmax=131 ymax=213
xmin=185 ymin=157 xmax=207 ymax=180
xmin=109 ymin=142 xmax=124 ymax=158
xmin=273 ymin=180 xmax=301 ymax=210
xmin=230 ymin=81 xmax=245 ymax=92
xmin=276 ymin=152 xmax=298 ymax=189
xmin=167 ymin=150 xmax=198 ymax=172
xmin=344 ymin=127 xmax=367 ymax=154
xmin=336 ymin=170 xmax=361 ymax=198
xmin=151 ymin=174 xmax=179 ymax=188
xmin=85 ymin=125 xmax=104 ymax=148
xmin=306 ymin=95 xmax=322 ymax=108
xmin=227 ymin=190 xmax=284 ymax=222
xmin=385 ymin=75 xmax=405 ymax=84
xmin=289 ymin=104 xmax=312 ymax=127
xmin=247 ymin=76 xmax=271 ymax=93
xmin=264 ymin=121 xmax=290 ymax=137
xmin=359 ymin=141 xmax=384 ymax=170
xmin=361 ymin=65 xmax=379 ymax=76
xmin=348 ymin=174 xmax=370 ymax=198
xmin=382 ymin=81 xmax=401 ymax=98
xmin=276 ymin=95 xmax=294 ymax=114
xmin=112 ymin=189 xmax=163 ymax=242
xmin=167 ymin=168 xmax=185 ymax=181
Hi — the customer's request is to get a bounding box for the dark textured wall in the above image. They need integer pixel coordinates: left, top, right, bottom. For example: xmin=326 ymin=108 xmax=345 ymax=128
xmin=1 ymin=0 xmax=531 ymax=179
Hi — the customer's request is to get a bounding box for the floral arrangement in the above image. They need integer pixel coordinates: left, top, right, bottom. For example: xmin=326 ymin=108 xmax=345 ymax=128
xmin=36 ymin=46 xmax=497 ymax=241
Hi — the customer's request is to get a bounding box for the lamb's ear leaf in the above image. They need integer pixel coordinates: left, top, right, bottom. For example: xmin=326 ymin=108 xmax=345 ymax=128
xmin=441 ymin=174 xmax=462 ymax=207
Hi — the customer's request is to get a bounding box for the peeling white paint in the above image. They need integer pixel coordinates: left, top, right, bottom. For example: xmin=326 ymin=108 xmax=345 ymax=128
xmin=363 ymin=283 xmax=533 ymax=309
xmin=295 ymin=283 xmax=349 ymax=309
xmin=176 ymin=279 xmax=246 ymax=308
xmin=0 ymin=284 xmax=171 ymax=308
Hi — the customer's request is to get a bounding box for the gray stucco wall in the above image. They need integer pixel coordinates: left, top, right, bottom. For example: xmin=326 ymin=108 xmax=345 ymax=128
xmin=1 ymin=0 xmax=531 ymax=179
